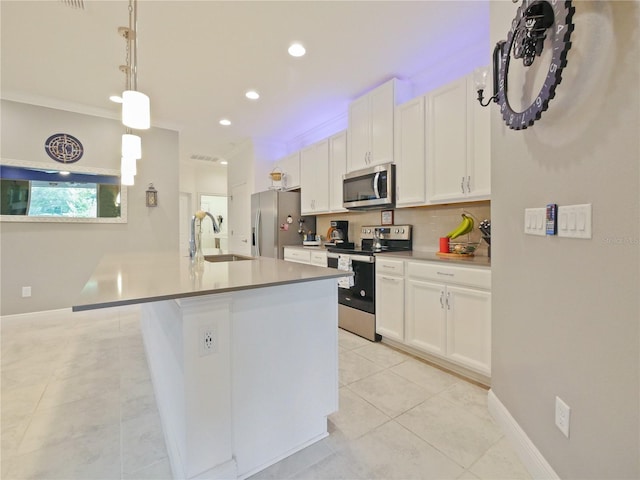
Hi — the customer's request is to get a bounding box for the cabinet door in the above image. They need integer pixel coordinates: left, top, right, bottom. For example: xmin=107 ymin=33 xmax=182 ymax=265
xmin=301 ymin=140 xmax=330 ymax=214
xmin=375 ymin=274 xmax=404 ymax=341
xmin=426 ymin=77 xmax=468 ymax=204
xmin=369 ymin=81 xmax=395 ymax=166
xmin=277 ymin=152 xmax=300 ymax=190
xmin=329 ymin=131 xmax=347 ymax=212
xmin=395 ymin=97 xmax=426 ymax=207
xmin=446 ymin=285 xmax=491 ymax=375
xmin=347 ymin=95 xmax=371 ymax=172
xmin=310 ymin=251 xmax=327 ymax=267
xmin=405 ymin=279 xmax=446 ymax=356
xmin=466 ymin=75 xmax=491 ymax=200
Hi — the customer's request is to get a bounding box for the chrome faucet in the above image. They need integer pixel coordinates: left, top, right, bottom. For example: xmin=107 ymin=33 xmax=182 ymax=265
xmin=189 ymin=212 xmax=221 ymax=258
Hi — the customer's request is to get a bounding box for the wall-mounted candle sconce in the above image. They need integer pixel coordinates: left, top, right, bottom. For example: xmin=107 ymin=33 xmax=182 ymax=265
xmin=146 ymin=183 xmax=158 ymax=207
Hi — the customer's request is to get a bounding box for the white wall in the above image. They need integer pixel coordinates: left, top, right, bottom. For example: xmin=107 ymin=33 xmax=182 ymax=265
xmin=0 ymin=100 xmax=180 ymax=315
xmin=490 ymin=2 xmax=639 ymax=478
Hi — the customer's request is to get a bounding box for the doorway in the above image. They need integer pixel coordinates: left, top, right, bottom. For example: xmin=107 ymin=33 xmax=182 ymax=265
xmin=199 ymin=193 xmax=228 ymax=251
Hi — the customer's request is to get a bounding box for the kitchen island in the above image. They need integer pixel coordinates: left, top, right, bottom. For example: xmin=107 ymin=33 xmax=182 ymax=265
xmin=73 ymin=252 xmax=348 ymax=480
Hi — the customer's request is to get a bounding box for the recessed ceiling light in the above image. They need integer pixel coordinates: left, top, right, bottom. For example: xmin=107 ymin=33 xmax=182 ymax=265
xmin=109 ymin=95 xmax=123 ymax=104
xmin=220 ymin=160 xmax=228 ymax=165
xmin=288 ymin=43 xmax=306 ymax=57
xmin=245 ymin=90 xmax=260 ymax=100
xmin=219 ymin=119 xmax=231 ymax=126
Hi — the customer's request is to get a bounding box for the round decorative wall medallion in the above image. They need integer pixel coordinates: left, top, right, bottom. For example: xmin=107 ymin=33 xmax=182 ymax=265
xmin=44 ymin=133 xmax=84 ymax=163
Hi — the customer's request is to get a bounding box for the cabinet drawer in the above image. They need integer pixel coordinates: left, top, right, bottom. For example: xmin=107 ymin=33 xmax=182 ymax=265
xmin=376 ymin=258 xmax=404 ymax=276
xmin=407 ymin=262 xmax=490 ymax=289
xmin=284 ymin=248 xmax=311 ymax=264
xmin=310 ymin=251 xmax=328 ymax=267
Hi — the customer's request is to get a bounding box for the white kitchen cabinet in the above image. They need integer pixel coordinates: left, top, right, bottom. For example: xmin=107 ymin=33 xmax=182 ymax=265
xmin=284 ymin=247 xmax=327 ymax=267
xmin=347 ymin=79 xmax=410 ymax=172
xmin=328 ymin=130 xmax=348 ymax=212
xmin=394 ymin=96 xmax=426 ymax=207
xmin=375 ymin=258 xmax=405 ymax=341
xmin=405 ymin=261 xmax=491 ymax=376
xmin=426 ymin=71 xmax=490 ymax=204
xmin=274 ymin=152 xmax=301 ymax=190
xmin=283 ymin=247 xmax=311 ymax=264
xmin=300 ymin=139 xmax=330 ymax=214
xmin=310 ymin=251 xmax=328 ymax=267
xmin=405 ymin=278 xmax=447 ymax=356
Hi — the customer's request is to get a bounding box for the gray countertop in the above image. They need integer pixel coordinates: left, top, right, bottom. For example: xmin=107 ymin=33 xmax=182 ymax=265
xmin=72 ymin=251 xmax=349 ymax=312
xmin=375 ymin=250 xmax=491 ymax=268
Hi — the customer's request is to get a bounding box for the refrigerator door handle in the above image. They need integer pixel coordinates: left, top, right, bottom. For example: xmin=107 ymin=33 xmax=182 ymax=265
xmin=254 ymin=209 xmax=260 ymax=257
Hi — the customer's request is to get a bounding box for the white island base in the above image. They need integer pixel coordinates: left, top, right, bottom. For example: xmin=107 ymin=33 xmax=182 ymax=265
xmin=140 ymin=278 xmax=338 ymax=480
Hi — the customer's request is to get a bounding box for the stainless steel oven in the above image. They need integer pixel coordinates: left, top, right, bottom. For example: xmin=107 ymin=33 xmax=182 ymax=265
xmin=327 ymin=251 xmax=377 ymax=341
xmin=327 ymin=225 xmax=412 ymax=342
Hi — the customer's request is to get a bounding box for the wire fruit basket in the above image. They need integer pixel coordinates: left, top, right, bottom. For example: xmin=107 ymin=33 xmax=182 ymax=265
xmin=448 ymin=241 xmax=481 ymax=255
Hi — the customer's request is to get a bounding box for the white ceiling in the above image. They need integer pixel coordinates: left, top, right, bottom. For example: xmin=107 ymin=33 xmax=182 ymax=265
xmin=1 ymin=0 xmax=489 ymax=165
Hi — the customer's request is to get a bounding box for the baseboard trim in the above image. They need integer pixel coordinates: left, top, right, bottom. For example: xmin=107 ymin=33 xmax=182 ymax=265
xmin=487 ymin=389 xmax=559 ymax=480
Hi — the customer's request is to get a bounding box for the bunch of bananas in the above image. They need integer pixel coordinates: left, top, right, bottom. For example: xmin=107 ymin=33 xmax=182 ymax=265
xmin=445 ymin=214 xmax=474 ymax=240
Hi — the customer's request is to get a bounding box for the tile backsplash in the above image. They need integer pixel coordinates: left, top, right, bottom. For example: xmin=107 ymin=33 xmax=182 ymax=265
xmin=316 ymin=201 xmax=491 ymax=256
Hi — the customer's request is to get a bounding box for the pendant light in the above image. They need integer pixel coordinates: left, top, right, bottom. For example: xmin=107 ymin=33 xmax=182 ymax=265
xmin=118 ymin=0 xmax=150 ymax=185
xmin=120 ymin=0 xmax=150 ymax=130
xmin=121 ymin=132 xmax=141 ymax=159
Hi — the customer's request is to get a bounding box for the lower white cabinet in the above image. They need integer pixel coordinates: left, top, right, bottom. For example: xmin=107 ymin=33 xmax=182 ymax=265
xmin=310 ymin=251 xmax=328 ymax=267
xmin=283 ymin=247 xmax=311 ymax=264
xmin=376 ymin=257 xmax=491 ymax=377
xmin=284 ymin=247 xmax=327 ymax=267
xmin=375 ymin=258 xmax=404 ymax=341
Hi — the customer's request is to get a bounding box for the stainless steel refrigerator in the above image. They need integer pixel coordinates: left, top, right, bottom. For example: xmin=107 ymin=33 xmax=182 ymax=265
xmin=251 ymin=190 xmax=315 ymax=259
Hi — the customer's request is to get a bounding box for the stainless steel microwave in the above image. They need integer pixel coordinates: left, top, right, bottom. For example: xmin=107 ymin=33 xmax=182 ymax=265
xmin=343 ymin=163 xmax=395 ymax=210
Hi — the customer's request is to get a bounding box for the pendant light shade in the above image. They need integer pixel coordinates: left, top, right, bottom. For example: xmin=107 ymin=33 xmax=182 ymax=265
xmin=121 ymin=156 xmax=137 ymax=176
xmin=122 ymin=133 xmax=142 ymax=159
xmin=122 ymin=90 xmax=150 ymax=129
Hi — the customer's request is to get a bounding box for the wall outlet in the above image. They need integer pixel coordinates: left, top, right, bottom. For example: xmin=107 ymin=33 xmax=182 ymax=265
xmin=555 ymin=396 xmax=571 ymax=438
xmin=21 ymin=286 xmax=32 ymax=298
xmin=199 ymin=325 xmax=217 ymax=356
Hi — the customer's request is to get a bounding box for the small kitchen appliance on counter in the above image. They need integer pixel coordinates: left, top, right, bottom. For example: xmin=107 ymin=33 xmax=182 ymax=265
xmin=326 ymin=225 xmax=412 ymax=341
xmin=325 ymin=220 xmax=352 ymax=248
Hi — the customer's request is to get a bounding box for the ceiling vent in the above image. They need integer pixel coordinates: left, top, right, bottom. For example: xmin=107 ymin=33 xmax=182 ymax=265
xmin=59 ymin=0 xmax=85 ymax=9
xmin=190 ymin=154 xmax=220 ymax=163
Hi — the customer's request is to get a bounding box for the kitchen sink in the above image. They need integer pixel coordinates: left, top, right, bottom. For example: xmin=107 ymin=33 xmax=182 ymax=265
xmin=204 ymin=254 xmax=255 ymax=263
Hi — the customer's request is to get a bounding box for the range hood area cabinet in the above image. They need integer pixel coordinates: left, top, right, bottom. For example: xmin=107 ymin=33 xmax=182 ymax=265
xmin=425 ymin=72 xmax=491 ymax=204
xmin=347 ymin=78 xmax=411 ymax=173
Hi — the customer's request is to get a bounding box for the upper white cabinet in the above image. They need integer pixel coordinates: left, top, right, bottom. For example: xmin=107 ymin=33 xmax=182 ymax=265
xmin=426 ymin=71 xmax=490 ymax=204
xmin=274 ymin=152 xmax=301 ymax=190
xmin=347 ymin=79 xmax=410 ymax=172
xmin=394 ymin=96 xmax=426 ymax=207
xmin=328 ymin=130 xmax=348 ymax=212
xmin=300 ymin=139 xmax=330 ymax=214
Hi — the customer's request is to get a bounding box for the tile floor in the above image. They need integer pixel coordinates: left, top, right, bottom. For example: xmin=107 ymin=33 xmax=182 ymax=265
xmin=1 ymin=306 xmax=530 ymax=480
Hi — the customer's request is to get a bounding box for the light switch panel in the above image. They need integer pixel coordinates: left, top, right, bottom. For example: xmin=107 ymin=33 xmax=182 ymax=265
xmin=524 ymin=208 xmax=546 ymax=236
xmin=558 ymin=204 xmax=592 ymax=239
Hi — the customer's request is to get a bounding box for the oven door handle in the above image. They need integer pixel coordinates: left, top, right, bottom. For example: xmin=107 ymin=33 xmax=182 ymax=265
xmin=327 ymin=253 xmax=375 ymax=263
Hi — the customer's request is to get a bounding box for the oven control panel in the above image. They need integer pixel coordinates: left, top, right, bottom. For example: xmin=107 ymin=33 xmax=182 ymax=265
xmin=360 ymin=225 xmax=412 ymax=240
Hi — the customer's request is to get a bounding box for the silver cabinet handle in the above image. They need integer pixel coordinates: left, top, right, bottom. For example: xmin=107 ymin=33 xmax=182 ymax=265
xmin=241 ymin=239 xmax=248 ymax=243
xmin=381 ymin=276 xmax=400 ymax=282
xmin=467 ymin=176 xmax=471 ymax=193
xmin=446 ymin=291 xmax=451 ymax=310
xmin=461 ymin=177 xmax=465 ymax=194
xmin=439 ymin=291 xmax=444 ymax=308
